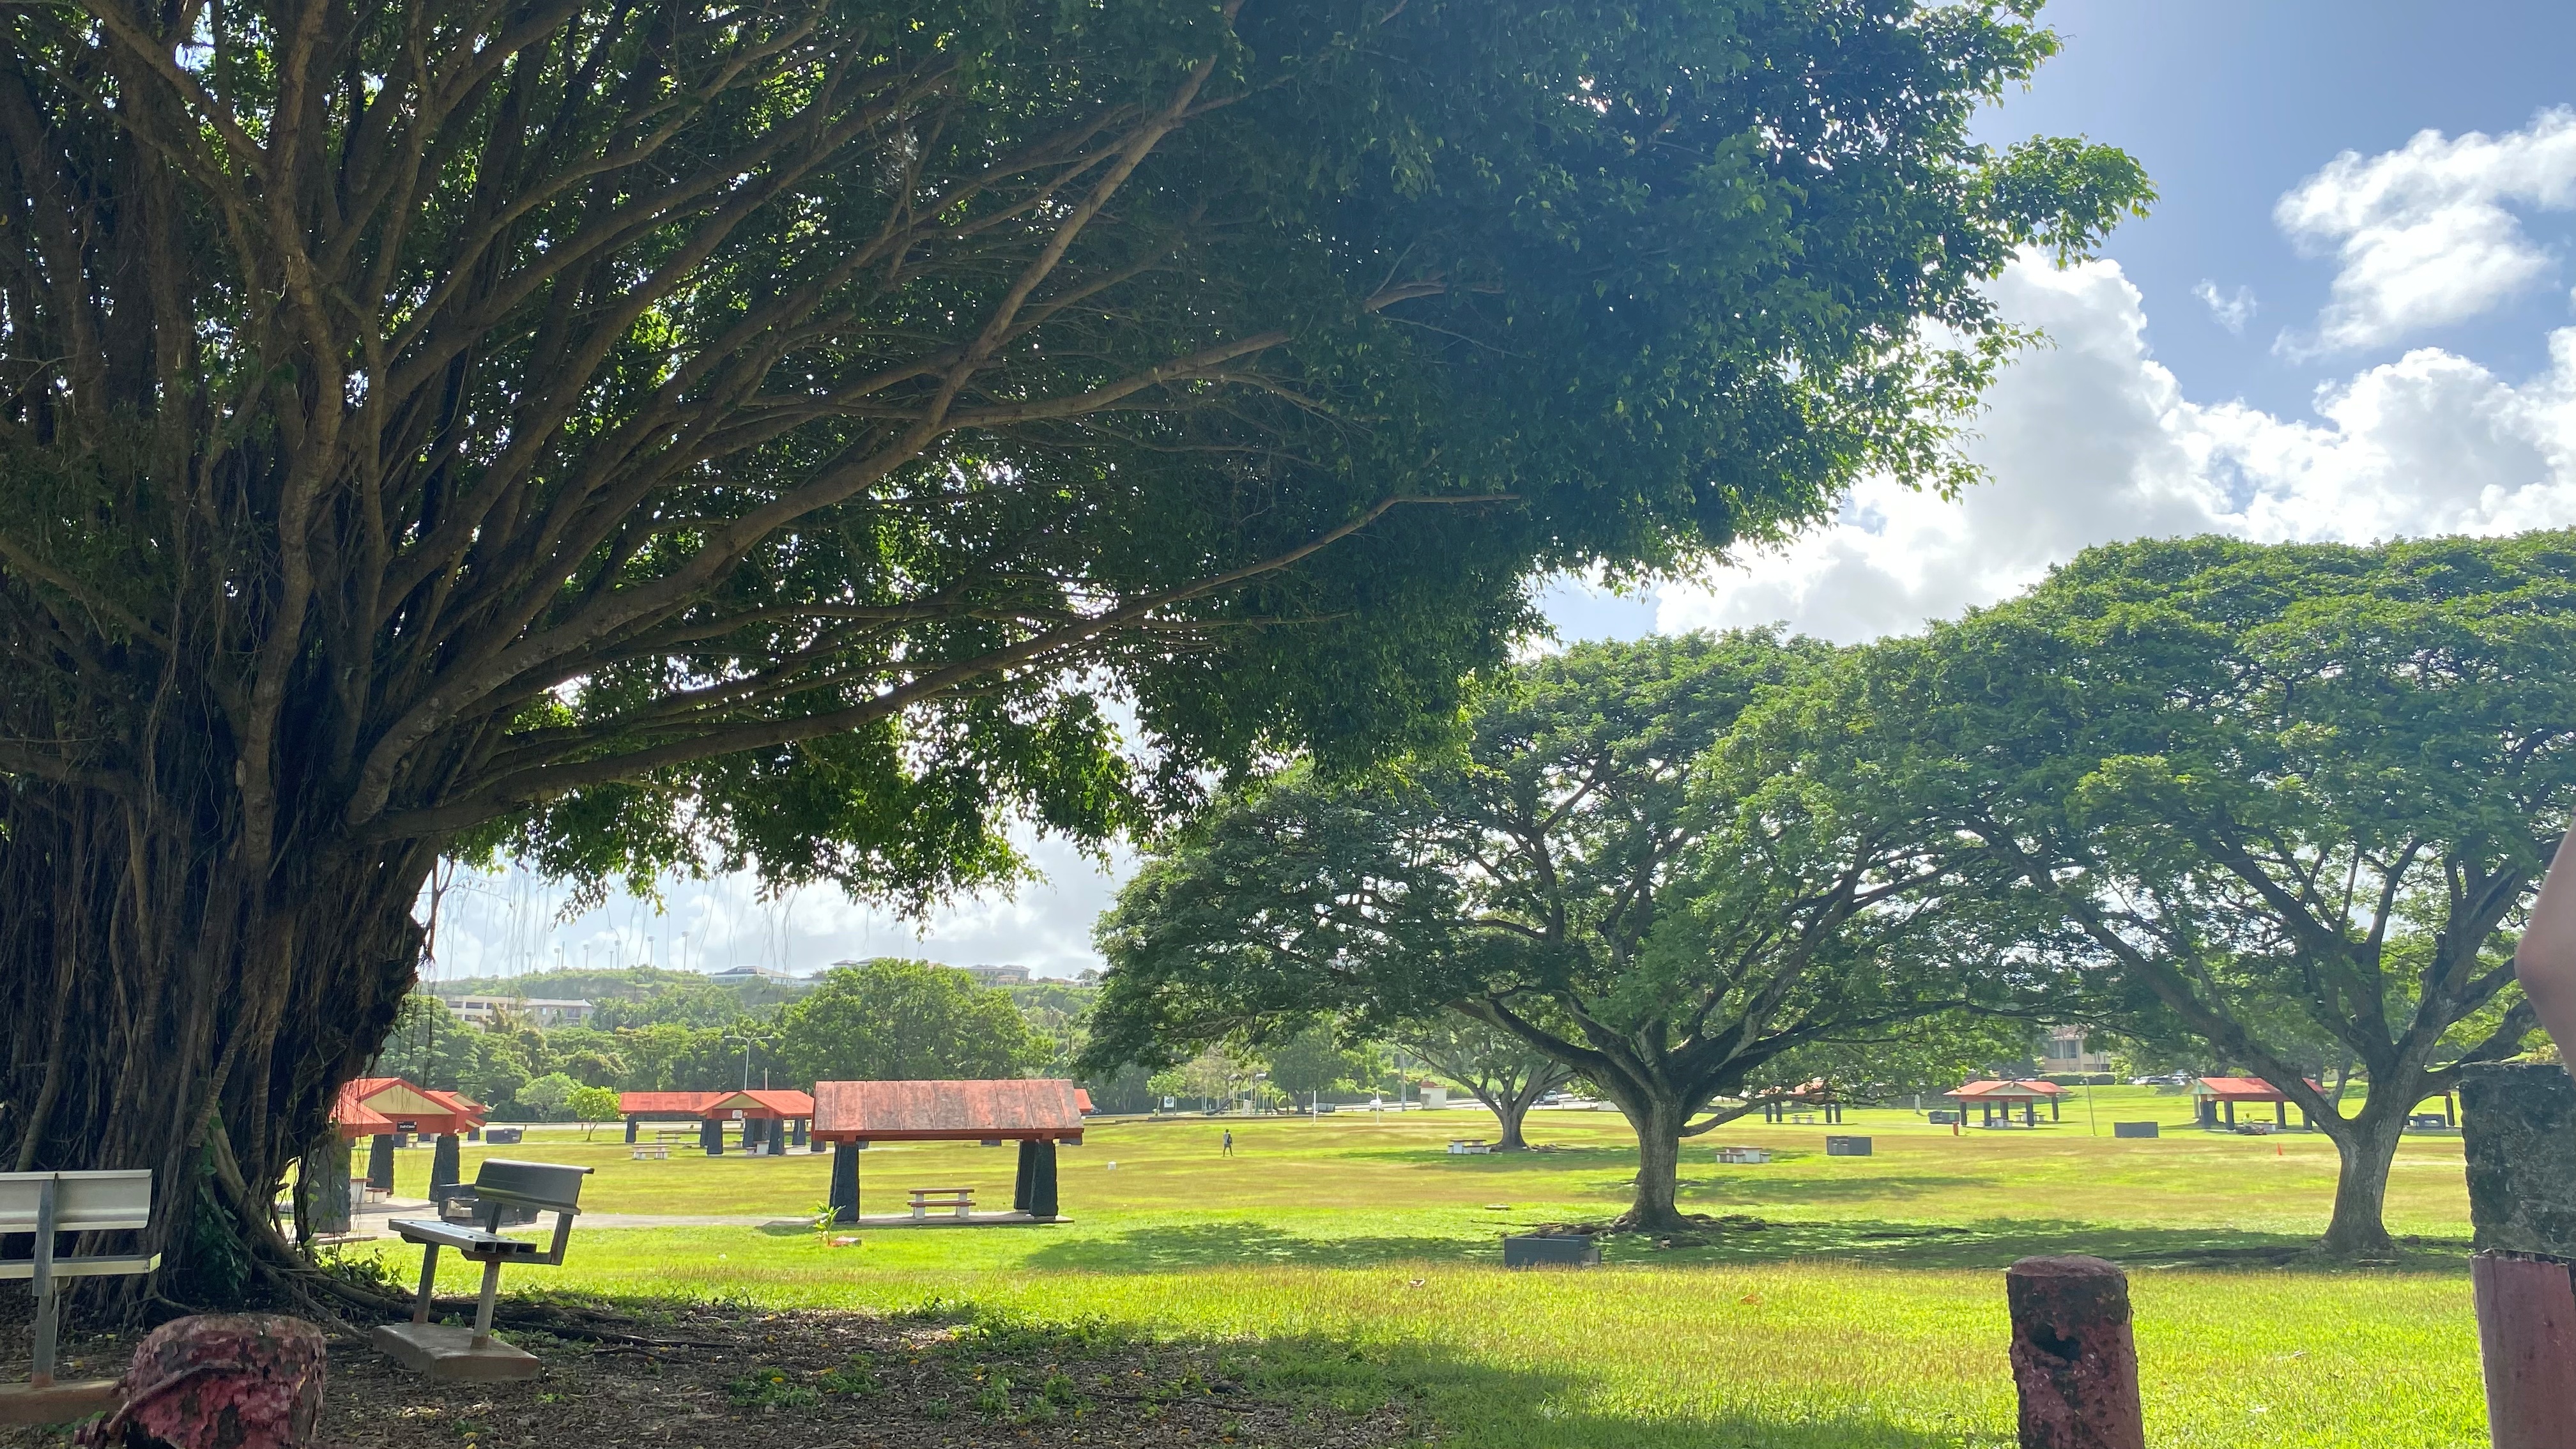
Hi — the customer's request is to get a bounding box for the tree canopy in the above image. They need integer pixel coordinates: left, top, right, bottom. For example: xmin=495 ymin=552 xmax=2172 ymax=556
xmin=0 ymin=0 xmax=2142 ymax=1303
xmin=1863 ymin=532 xmax=2576 ymax=1252
xmin=1087 ymin=632 xmax=2028 ymax=1225
xmin=776 ymin=960 xmax=1042 ymax=1083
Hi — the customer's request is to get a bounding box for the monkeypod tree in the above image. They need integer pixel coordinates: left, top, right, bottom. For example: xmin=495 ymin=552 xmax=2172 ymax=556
xmin=1392 ymin=1016 xmax=1572 ymax=1151
xmin=0 ymin=0 xmax=2141 ymax=1301
xmin=1086 ymin=634 xmax=2025 ymax=1228
xmin=1874 ymin=533 xmax=2576 ymax=1254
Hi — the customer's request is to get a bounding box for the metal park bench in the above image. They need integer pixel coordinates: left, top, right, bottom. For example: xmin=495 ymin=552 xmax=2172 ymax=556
xmin=907 ymin=1186 xmax=974 ymax=1220
xmin=1 ymin=1170 xmax=159 ymax=1424
xmin=377 ymin=1158 xmax=592 ymax=1380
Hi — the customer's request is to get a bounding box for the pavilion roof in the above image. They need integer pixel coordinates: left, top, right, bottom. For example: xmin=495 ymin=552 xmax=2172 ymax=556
xmin=1947 ymin=1078 xmax=2064 ymax=1100
xmin=620 ymin=1091 xmax=724 ymax=1117
xmin=709 ymin=1089 xmax=816 ymax=1118
xmin=2189 ymin=1077 xmax=2317 ymax=1102
xmin=812 ymin=1078 xmax=1085 ymax=1143
xmin=337 ymin=1076 xmax=484 ymax=1132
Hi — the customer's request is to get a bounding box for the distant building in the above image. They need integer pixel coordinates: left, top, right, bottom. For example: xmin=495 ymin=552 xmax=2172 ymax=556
xmin=2040 ymin=1027 xmax=2113 ymax=1075
xmin=953 ymin=963 xmax=1031 ymax=988
xmin=440 ymin=995 xmax=594 ymax=1028
xmin=708 ymin=964 xmax=798 ymax=984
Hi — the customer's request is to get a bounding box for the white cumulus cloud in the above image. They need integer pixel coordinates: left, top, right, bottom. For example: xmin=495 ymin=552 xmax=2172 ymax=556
xmin=1657 ymin=257 xmax=2576 ymax=644
xmin=2193 ymin=280 xmax=2256 ymax=334
xmin=2274 ymin=107 xmax=2576 ymax=355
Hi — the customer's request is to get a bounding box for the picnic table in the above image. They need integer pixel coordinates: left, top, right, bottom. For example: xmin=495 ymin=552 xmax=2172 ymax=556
xmin=907 ymin=1186 xmax=975 ymax=1220
xmin=652 ymin=1126 xmax=700 ymax=1142
xmin=1447 ymin=1140 xmax=1494 ymax=1155
xmin=631 ymin=1144 xmax=671 ymax=1160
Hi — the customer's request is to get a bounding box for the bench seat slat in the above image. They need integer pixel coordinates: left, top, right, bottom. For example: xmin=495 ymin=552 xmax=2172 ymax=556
xmin=0 ymin=1253 xmax=161 ymax=1281
xmin=388 ymin=1220 xmax=543 ymax=1254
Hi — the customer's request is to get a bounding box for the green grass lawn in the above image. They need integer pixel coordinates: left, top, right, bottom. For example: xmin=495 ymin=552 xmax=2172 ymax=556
xmin=355 ymin=1094 xmax=2483 ymax=1446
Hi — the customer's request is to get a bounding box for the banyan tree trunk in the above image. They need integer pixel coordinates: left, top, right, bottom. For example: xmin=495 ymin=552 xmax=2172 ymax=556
xmin=0 ymin=776 xmax=434 ymax=1312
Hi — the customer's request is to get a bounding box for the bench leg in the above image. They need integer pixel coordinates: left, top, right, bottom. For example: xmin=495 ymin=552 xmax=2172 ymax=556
xmin=413 ymin=1243 xmax=442 ymax=1324
xmin=29 ymin=1277 xmax=59 ymax=1390
xmin=911 ymin=1204 xmax=926 ymax=1220
xmin=471 ymin=1259 xmax=504 ymax=1348
xmin=954 ymin=1202 xmax=970 ymax=1220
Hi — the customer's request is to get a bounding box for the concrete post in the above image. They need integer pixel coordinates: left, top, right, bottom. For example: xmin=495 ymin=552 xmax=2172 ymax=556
xmin=792 ymin=1117 xmax=809 ymax=1149
xmin=701 ymin=1117 xmax=723 ymax=1154
xmin=829 ymin=1142 xmax=859 ymax=1224
xmin=1013 ymin=1141 xmax=1037 ymax=1212
xmin=430 ymin=1133 xmax=462 ymax=1192
xmin=2005 ymin=1255 xmax=2145 ymax=1449
xmin=625 ymin=1117 xmax=638 ymax=1144
xmin=367 ymin=1134 xmax=395 ymax=1190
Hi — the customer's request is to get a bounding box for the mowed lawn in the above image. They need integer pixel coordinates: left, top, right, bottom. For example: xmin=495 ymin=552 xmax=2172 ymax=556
xmin=358 ymin=1092 xmax=2483 ymax=1448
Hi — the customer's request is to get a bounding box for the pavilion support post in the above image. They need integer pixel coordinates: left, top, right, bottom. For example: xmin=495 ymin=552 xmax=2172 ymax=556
xmin=367 ymin=1135 xmax=395 ymax=1190
xmin=830 ymin=1143 xmax=859 ymax=1225
xmin=1013 ymin=1142 xmax=1037 ymax=1213
xmin=2223 ymin=1101 xmax=2236 ymax=1128
xmin=792 ymin=1118 xmax=808 ymax=1149
xmin=702 ymin=1118 xmax=723 ymax=1155
xmin=2276 ymin=1101 xmax=2287 ymax=1128
xmin=625 ymin=1117 xmax=638 ymax=1144
xmin=2051 ymin=1099 xmax=2060 ymax=1122
xmin=431 ymin=1133 xmax=462 ymax=1193
xmin=1031 ymin=1142 xmax=1060 ymax=1220
xmin=2005 ymin=1255 xmax=2146 ymax=1449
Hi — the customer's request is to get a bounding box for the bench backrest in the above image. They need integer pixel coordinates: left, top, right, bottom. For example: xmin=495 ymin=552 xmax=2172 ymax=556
xmin=470 ymin=1158 xmax=591 ymax=1213
xmin=0 ymin=1170 xmax=152 ymax=1235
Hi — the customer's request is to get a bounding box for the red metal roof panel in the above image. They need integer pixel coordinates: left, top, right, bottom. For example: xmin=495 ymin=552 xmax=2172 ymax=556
xmin=811 ymin=1079 xmax=1084 ymax=1142
xmin=620 ymin=1091 xmax=725 ymax=1116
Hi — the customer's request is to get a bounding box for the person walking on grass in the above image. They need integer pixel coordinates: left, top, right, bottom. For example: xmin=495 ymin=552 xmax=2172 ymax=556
xmin=1222 ymin=1128 xmax=1234 ymax=1157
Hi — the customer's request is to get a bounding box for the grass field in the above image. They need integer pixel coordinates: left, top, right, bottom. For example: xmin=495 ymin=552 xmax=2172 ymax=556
xmin=353 ymin=1090 xmax=2484 ymax=1447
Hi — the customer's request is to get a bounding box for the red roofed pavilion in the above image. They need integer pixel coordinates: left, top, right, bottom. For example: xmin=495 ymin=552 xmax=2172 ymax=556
xmin=1945 ymin=1078 xmax=2064 ymax=1128
xmin=618 ymin=1089 xmax=818 ymax=1154
xmin=2190 ymin=1077 xmax=2321 ymax=1130
xmin=811 ymin=1079 xmax=1085 ymax=1225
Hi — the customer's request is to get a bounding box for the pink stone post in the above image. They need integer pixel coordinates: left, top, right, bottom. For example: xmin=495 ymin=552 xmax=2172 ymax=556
xmin=2005 ymin=1255 xmax=2145 ymax=1449
xmin=2472 ymin=1252 xmax=2576 ymax=1449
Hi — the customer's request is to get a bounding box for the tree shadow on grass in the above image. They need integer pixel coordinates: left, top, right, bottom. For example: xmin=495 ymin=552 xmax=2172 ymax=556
xmin=1643 ymin=1216 xmax=2474 ymax=1274
xmin=1018 ymin=1221 xmax=1482 ymax=1272
xmin=1678 ymin=1169 xmax=1996 ymax=1204
xmin=1013 ymin=1215 xmax=2472 ymax=1276
xmin=905 ymin=1298 xmax=2002 ymax=1449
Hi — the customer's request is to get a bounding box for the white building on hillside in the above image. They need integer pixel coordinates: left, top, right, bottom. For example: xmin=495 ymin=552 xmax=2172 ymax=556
xmin=440 ymin=995 xmax=594 ymax=1027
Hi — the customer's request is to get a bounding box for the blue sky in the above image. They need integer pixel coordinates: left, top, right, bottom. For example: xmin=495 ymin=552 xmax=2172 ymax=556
xmin=431 ymin=1 xmax=2576 ymax=982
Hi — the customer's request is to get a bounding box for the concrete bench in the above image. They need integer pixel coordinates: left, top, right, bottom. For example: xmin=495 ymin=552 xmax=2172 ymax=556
xmin=379 ymin=1158 xmax=592 ymax=1381
xmin=1714 ymin=1146 xmax=1771 ymax=1165
xmin=1 ymin=1170 xmax=160 ymax=1424
xmin=1447 ymin=1140 xmax=1493 ymax=1155
xmin=908 ymin=1187 xmax=974 ymax=1220
xmin=631 ymin=1144 xmax=671 ymax=1160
